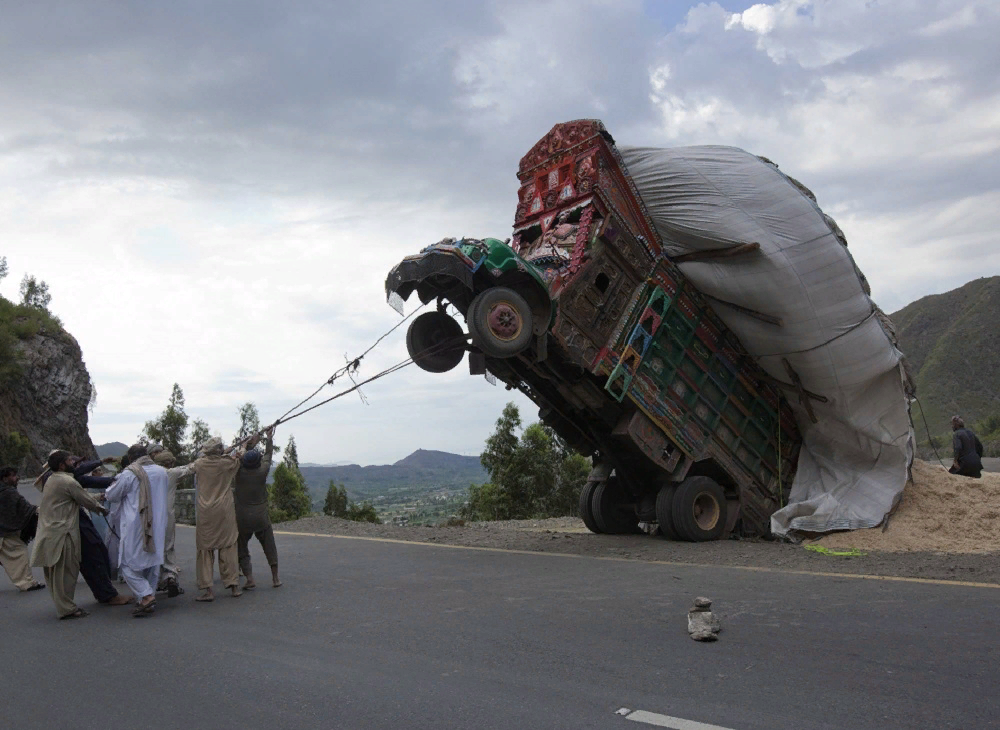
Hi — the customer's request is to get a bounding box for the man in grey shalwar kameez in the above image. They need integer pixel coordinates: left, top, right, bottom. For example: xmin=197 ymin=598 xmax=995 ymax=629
xmin=235 ymin=427 xmax=281 ymax=589
xmin=104 ymin=444 xmax=169 ymax=617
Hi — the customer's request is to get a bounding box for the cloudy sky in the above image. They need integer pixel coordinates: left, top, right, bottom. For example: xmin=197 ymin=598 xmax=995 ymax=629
xmin=1 ymin=1 xmax=997 ymax=464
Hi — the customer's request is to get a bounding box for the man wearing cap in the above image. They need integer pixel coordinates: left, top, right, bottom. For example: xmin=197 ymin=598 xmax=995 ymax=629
xmin=0 ymin=466 xmax=45 ymax=592
xmin=189 ymin=436 xmax=254 ymax=601
xmin=31 ymin=450 xmax=109 ymax=619
xmin=949 ymin=416 xmax=984 ymax=478
xmin=235 ymin=427 xmax=281 ymax=590
xmin=147 ymin=444 xmax=193 ymax=596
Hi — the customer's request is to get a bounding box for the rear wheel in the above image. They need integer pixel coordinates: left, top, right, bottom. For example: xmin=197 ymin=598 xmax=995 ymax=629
xmin=406 ymin=311 xmax=466 ymax=373
xmin=591 ymin=479 xmax=639 ymax=534
xmin=671 ymin=476 xmax=727 ymax=542
xmin=579 ymin=480 xmax=602 ymax=534
xmin=655 ymin=484 xmax=680 ymax=540
xmin=468 ymin=287 xmax=534 ymax=358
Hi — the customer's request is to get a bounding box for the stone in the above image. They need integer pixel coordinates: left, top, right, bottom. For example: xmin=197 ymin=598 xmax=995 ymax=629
xmin=688 ymin=597 xmax=721 ymax=641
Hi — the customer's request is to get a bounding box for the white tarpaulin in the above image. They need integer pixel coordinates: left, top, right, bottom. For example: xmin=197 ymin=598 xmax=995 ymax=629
xmin=620 ymin=145 xmax=914 ymax=537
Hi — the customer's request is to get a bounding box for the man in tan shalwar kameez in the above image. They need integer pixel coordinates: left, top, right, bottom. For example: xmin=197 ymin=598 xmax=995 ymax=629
xmin=30 ymin=450 xmax=109 ymax=619
xmin=190 ymin=436 xmax=253 ymax=601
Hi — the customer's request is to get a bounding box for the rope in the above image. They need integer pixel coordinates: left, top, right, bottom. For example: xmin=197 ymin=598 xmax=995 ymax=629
xmin=913 ymin=395 xmax=947 ymax=468
xmin=226 ymin=324 xmax=463 ymax=454
xmin=225 ymin=303 xmax=430 ymax=453
xmin=273 ymin=302 xmax=427 ymax=425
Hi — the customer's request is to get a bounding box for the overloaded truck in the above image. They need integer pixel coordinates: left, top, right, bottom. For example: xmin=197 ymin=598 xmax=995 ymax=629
xmin=385 ymin=120 xmax=801 ymax=541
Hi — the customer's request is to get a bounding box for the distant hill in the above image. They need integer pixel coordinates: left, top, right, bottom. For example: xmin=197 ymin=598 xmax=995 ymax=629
xmin=95 ymin=441 xmax=129 ymax=459
xmin=298 ymin=449 xmax=486 ymax=502
xmin=892 ymin=276 xmax=1000 ymax=439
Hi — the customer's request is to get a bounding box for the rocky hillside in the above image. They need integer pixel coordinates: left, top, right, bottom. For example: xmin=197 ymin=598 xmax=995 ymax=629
xmin=892 ymin=276 xmax=1000 ymax=438
xmin=0 ymin=298 xmax=97 ymax=474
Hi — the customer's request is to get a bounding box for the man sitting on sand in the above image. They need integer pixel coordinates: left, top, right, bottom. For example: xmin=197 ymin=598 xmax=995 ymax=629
xmin=949 ymin=416 xmax=984 ymax=479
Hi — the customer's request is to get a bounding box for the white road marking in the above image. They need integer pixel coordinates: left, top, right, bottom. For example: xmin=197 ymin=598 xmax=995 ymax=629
xmin=621 ymin=709 xmax=736 ymax=730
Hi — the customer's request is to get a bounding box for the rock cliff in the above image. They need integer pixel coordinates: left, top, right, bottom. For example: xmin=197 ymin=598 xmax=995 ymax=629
xmin=0 ymin=328 xmax=97 ymax=474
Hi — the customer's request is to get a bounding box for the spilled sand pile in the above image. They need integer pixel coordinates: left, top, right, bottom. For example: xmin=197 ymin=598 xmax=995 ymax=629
xmin=815 ymin=459 xmax=1000 ymax=554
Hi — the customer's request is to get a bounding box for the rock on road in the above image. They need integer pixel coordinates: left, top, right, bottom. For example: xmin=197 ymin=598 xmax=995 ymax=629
xmin=3 ymin=519 xmax=999 ymax=729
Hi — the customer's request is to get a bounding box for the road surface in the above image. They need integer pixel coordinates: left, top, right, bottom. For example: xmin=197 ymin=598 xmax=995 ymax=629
xmin=3 ymin=503 xmax=998 ymax=730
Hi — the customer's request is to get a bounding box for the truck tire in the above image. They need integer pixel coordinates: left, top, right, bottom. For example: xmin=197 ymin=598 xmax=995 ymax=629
xmin=655 ymin=484 xmax=680 ymax=540
xmin=468 ymin=287 xmax=534 ymax=358
xmin=671 ymin=476 xmax=727 ymax=542
xmin=406 ymin=311 xmax=466 ymax=373
xmin=591 ymin=479 xmax=640 ymax=534
xmin=579 ymin=480 xmax=602 ymax=534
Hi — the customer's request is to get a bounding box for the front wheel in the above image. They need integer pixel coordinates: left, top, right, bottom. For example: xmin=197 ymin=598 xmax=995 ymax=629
xmin=468 ymin=287 xmax=534 ymax=358
xmin=406 ymin=311 xmax=466 ymax=373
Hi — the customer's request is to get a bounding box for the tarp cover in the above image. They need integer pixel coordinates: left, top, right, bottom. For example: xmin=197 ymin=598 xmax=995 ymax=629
xmin=620 ymin=145 xmax=914 ymax=537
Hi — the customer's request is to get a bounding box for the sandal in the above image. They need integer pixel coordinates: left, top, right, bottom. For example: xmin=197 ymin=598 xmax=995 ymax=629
xmin=26 ymin=582 xmax=45 ymax=592
xmin=132 ymin=600 xmax=156 ymax=618
xmin=59 ymin=608 xmax=89 ymax=620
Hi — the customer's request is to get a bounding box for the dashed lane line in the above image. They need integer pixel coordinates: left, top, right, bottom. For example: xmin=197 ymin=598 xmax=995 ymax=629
xmin=177 ymin=525 xmax=1000 ymax=589
xmin=617 ymin=707 xmax=736 ymax=729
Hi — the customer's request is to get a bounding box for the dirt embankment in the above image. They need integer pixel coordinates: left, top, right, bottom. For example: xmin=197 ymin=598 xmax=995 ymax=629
xmin=815 ymin=459 xmax=1000 ymax=554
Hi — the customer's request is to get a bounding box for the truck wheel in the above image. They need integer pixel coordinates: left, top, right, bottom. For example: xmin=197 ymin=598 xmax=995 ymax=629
xmin=468 ymin=288 xmax=534 ymax=358
xmin=655 ymin=484 xmax=680 ymax=540
xmin=591 ymin=479 xmax=640 ymax=534
xmin=671 ymin=476 xmax=727 ymax=542
xmin=579 ymin=480 xmax=602 ymax=534
xmin=406 ymin=311 xmax=466 ymax=373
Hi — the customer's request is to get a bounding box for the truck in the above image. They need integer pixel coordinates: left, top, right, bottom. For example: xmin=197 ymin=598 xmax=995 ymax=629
xmin=385 ymin=119 xmax=801 ymax=541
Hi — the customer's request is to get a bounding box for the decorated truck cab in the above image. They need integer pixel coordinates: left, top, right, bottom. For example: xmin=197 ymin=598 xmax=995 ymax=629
xmin=385 ymin=120 xmax=802 ymax=541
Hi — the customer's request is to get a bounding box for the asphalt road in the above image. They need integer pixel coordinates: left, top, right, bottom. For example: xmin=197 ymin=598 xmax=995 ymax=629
xmin=4 ymin=508 xmax=1000 ymax=730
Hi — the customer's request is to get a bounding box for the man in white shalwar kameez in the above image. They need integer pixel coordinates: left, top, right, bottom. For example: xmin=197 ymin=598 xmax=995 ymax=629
xmin=104 ymin=444 xmax=169 ymax=618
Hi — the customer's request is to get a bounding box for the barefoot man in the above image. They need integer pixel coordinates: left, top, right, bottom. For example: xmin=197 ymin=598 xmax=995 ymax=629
xmin=235 ymin=427 xmax=281 ymax=590
xmin=190 ymin=437 xmax=250 ymax=601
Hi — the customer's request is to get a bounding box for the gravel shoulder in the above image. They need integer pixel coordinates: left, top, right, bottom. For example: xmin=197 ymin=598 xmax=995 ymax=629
xmin=276 ymin=515 xmax=1000 ymax=585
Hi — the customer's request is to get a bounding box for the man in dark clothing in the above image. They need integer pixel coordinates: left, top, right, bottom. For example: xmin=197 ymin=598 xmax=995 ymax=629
xmin=69 ymin=455 xmax=132 ymax=606
xmin=0 ymin=466 xmax=45 ymax=591
xmin=949 ymin=416 xmax=984 ymax=478
xmin=235 ymin=427 xmax=281 ymax=589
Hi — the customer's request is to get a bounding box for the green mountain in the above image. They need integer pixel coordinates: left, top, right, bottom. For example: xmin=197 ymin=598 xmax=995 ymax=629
xmin=96 ymin=441 xmax=128 ymax=459
xmin=298 ymin=448 xmax=486 ymax=504
xmin=892 ymin=276 xmax=1000 ymax=442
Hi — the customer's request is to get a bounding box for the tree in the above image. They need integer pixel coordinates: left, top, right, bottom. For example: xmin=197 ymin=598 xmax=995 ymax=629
xmin=346 ymin=502 xmax=380 ymax=523
xmin=19 ymin=274 xmax=51 ymax=311
xmin=269 ymin=462 xmax=312 ymax=522
xmin=323 ymin=481 xmax=348 ymax=517
xmin=283 ymin=434 xmax=300 ymax=472
xmin=0 ymin=257 xmax=7 ymax=284
xmin=143 ymin=384 xmax=189 ymax=458
xmin=462 ymin=402 xmax=590 ymax=521
xmin=187 ymin=418 xmax=212 ymax=459
xmin=0 ymin=430 xmax=31 ymax=468
xmin=234 ymin=401 xmax=261 ymax=444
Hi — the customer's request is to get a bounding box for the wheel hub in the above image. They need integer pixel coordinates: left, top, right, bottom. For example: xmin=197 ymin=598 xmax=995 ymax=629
xmin=692 ymin=493 xmax=720 ymax=531
xmin=487 ymin=302 xmax=523 ymax=341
